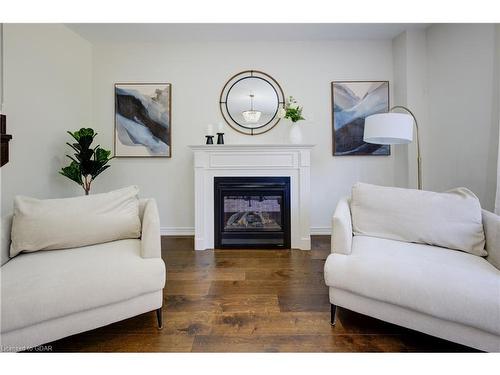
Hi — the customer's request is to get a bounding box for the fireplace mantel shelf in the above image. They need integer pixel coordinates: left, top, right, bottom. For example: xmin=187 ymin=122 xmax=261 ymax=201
xmin=190 ymin=144 xmax=314 ymax=250
xmin=189 ymin=144 xmax=315 ymax=150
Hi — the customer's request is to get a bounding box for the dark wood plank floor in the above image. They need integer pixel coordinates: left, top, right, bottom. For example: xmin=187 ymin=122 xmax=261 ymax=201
xmin=48 ymin=236 xmax=476 ymax=352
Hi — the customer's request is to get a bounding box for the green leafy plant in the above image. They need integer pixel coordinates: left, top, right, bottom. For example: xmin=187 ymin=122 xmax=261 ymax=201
xmin=279 ymin=96 xmax=305 ymax=123
xmin=59 ymin=128 xmax=113 ymax=195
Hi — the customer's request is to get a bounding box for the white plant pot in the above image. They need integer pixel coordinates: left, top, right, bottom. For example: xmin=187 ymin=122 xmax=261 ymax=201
xmin=288 ymin=122 xmax=303 ymax=144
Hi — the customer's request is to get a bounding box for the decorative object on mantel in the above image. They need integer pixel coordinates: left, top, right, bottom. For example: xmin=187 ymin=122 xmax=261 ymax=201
xmin=60 ymin=128 xmax=113 ymax=195
xmin=219 ymin=70 xmax=285 ymax=136
xmin=331 ymin=81 xmax=390 ymax=156
xmin=114 ymin=83 xmax=171 ymax=158
xmin=364 ymin=105 xmax=422 ymax=189
xmin=205 ymin=124 xmax=214 ymax=144
xmin=216 ymin=133 xmax=224 ymax=145
xmin=279 ymin=96 xmax=305 ymax=144
xmin=216 ymin=122 xmax=225 ymax=144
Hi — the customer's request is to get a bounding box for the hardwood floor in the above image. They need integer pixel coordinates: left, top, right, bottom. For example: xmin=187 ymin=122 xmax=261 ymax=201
xmin=48 ymin=236 xmax=476 ymax=352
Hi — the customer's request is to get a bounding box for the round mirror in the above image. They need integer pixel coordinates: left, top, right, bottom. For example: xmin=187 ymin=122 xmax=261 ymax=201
xmin=219 ymin=70 xmax=285 ymax=135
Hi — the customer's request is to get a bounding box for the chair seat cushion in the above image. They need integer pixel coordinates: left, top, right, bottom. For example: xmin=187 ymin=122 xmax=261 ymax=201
xmin=1 ymin=239 xmax=165 ymax=333
xmin=324 ymin=235 xmax=500 ymax=335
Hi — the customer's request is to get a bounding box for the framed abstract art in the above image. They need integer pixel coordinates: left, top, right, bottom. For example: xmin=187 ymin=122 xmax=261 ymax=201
xmin=114 ymin=83 xmax=172 ymax=157
xmin=331 ymin=81 xmax=390 ymax=156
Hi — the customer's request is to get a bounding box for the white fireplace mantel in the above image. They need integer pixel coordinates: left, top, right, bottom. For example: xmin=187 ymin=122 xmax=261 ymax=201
xmin=189 ymin=144 xmax=315 ymax=250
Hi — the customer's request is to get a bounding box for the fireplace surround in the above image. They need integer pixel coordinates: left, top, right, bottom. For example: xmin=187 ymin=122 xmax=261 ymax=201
xmin=214 ymin=176 xmax=291 ymax=249
xmin=189 ymin=144 xmax=314 ymax=250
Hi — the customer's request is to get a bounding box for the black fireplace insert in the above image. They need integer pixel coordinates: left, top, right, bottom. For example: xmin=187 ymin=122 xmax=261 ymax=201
xmin=214 ymin=176 xmax=291 ymax=249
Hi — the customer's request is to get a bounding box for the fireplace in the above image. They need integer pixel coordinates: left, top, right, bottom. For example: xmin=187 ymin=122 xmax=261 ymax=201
xmin=190 ymin=144 xmax=313 ymax=250
xmin=214 ymin=177 xmax=291 ymax=249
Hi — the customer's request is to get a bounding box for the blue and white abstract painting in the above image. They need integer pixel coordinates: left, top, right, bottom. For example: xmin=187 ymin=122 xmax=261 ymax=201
xmin=332 ymin=81 xmax=390 ymax=156
xmin=115 ymin=83 xmax=171 ymax=157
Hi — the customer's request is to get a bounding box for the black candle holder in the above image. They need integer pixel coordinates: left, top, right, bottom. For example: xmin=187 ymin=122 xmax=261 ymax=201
xmin=216 ymin=133 xmax=225 ymax=145
xmin=205 ymin=135 xmax=214 ymax=144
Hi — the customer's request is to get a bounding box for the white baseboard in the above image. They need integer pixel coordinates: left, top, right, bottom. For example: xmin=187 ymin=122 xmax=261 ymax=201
xmin=309 ymin=227 xmax=332 ymax=235
xmin=160 ymin=227 xmax=332 ymax=236
xmin=160 ymin=227 xmax=195 ymax=236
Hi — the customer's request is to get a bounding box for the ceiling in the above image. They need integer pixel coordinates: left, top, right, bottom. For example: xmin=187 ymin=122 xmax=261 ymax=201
xmin=66 ymin=23 xmax=429 ymax=43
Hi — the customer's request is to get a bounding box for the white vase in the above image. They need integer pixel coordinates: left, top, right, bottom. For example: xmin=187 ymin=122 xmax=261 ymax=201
xmin=288 ymin=122 xmax=303 ymax=144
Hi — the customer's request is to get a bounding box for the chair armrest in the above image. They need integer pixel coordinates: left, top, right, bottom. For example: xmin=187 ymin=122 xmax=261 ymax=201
xmin=140 ymin=199 xmax=161 ymax=259
xmin=331 ymin=196 xmax=353 ymax=255
xmin=1 ymin=215 xmax=13 ymax=266
xmin=483 ymin=209 xmax=500 ymax=270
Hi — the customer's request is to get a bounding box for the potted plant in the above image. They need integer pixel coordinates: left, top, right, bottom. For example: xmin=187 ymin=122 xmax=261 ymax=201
xmin=278 ymin=96 xmax=305 ymax=144
xmin=59 ymin=128 xmax=113 ymax=195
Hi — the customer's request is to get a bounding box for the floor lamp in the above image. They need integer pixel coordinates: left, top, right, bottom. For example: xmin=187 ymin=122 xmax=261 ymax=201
xmin=364 ymin=106 xmax=422 ymax=190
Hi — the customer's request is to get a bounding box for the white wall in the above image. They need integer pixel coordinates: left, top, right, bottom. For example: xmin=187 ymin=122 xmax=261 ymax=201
xmin=391 ymin=30 xmax=428 ymax=190
xmin=3 ymin=24 xmax=499 ymax=231
xmin=391 ymin=32 xmax=410 ymax=188
xmin=91 ymin=40 xmax=395 ymax=233
xmin=1 ymin=24 xmax=92 ymax=216
xmin=495 ymin=24 xmax=500 ymax=214
xmin=1 ymin=24 xmax=4 ymax=111
xmin=3 ymin=24 xmax=499 ymax=232
xmin=426 ymin=24 xmax=499 ymax=210
xmin=405 ymin=30 xmax=428 ymax=190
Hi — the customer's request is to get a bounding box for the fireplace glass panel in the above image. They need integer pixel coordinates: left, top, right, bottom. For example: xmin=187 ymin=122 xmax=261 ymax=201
xmin=214 ymin=176 xmax=290 ymax=249
xmin=223 ymin=195 xmax=282 ymax=232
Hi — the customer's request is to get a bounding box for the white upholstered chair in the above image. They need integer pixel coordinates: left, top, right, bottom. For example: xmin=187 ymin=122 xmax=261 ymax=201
xmin=0 ymin=198 xmax=166 ymax=352
xmin=324 ymin=189 xmax=500 ymax=352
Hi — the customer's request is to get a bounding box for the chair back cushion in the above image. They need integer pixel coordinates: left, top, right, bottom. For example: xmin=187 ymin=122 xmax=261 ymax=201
xmin=10 ymin=186 xmax=141 ymax=258
xmin=350 ymin=183 xmax=486 ymax=256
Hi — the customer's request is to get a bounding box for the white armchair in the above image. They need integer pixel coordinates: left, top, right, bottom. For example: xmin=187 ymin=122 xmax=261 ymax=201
xmin=0 ymin=198 xmax=166 ymax=352
xmin=324 ymin=195 xmax=500 ymax=352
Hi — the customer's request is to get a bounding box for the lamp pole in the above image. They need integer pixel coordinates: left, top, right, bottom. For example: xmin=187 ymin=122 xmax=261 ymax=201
xmin=390 ymin=105 xmax=422 ymax=190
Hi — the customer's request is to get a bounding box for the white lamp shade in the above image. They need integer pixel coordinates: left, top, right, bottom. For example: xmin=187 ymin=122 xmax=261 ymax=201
xmin=364 ymin=113 xmax=414 ymax=145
